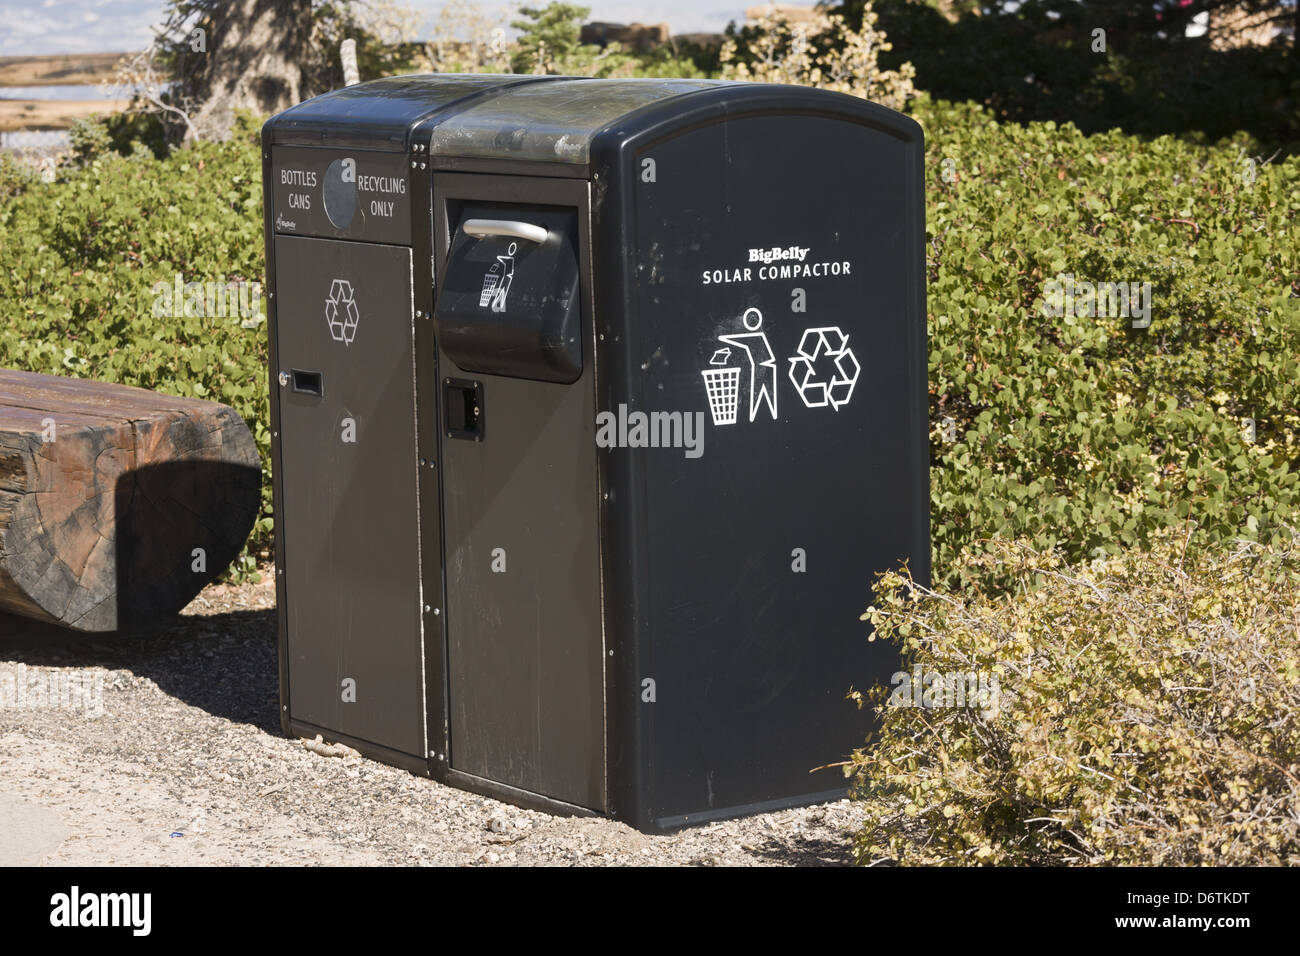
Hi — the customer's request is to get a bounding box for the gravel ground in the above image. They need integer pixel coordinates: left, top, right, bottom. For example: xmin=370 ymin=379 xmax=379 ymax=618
xmin=0 ymin=572 xmax=865 ymax=866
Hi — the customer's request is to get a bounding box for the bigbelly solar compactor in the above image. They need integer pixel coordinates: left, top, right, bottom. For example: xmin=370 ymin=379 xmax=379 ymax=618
xmin=262 ymin=75 xmax=928 ymax=831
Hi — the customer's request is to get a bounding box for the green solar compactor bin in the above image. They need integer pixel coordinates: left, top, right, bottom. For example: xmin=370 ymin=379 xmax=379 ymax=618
xmin=262 ymin=75 xmax=928 ymax=831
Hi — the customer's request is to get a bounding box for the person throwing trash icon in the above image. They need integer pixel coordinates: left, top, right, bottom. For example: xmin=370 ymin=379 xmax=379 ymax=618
xmin=717 ymin=307 xmax=778 ymax=422
xmin=479 ymin=241 xmax=517 ymax=313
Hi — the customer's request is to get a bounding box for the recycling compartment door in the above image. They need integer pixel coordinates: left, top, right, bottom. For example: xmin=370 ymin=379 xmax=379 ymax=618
xmin=274 ymin=235 xmax=426 ymax=759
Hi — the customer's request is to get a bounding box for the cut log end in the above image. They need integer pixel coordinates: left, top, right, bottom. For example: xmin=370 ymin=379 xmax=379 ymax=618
xmin=0 ymin=369 xmax=261 ymax=633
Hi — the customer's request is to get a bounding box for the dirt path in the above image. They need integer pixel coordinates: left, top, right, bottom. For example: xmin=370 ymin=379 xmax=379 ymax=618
xmin=0 ymin=574 xmax=863 ymax=866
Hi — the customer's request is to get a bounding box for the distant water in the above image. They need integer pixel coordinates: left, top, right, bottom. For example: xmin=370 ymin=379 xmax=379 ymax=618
xmin=1 ymin=130 xmax=71 ymax=149
xmin=0 ymin=84 xmax=131 ymax=101
xmin=0 ymin=81 xmax=135 ymax=150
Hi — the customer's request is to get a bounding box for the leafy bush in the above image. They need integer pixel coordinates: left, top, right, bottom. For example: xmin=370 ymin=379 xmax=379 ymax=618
xmin=65 ymin=117 xmax=113 ymax=165
xmin=0 ymin=113 xmax=271 ymax=578
xmin=917 ymin=95 xmax=1300 ymax=595
xmin=0 ymin=153 xmax=38 ymax=202
xmin=849 ymin=531 xmax=1300 ymax=865
xmin=721 ymin=6 xmax=916 ymax=111
xmin=66 ymin=112 xmax=171 ymax=164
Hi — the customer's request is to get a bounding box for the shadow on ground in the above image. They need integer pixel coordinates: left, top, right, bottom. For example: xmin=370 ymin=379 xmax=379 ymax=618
xmin=744 ymin=831 xmax=858 ymax=866
xmin=0 ymin=607 xmax=281 ymax=733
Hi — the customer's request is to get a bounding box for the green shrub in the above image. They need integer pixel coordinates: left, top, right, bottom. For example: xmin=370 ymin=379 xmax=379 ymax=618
xmin=66 ymin=117 xmax=114 ymax=165
xmin=0 ymin=112 xmax=271 ymax=578
xmin=916 ymin=95 xmax=1300 ymax=594
xmin=0 ymin=152 xmax=38 ymax=201
xmin=65 ymin=114 xmax=171 ymax=167
xmin=849 ymin=531 xmax=1300 ymax=865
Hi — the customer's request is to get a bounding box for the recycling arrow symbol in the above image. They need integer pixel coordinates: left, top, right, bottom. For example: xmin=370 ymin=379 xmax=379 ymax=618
xmin=325 ymin=278 xmax=360 ymax=345
xmin=787 ymin=326 xmax=860 ymax=410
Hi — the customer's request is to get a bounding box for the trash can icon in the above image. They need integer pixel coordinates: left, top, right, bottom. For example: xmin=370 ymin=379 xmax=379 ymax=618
xmin=701 ymin=348 xmax=741 ymax=425
xmin=478 ymin=262 xmax=501 ymax=307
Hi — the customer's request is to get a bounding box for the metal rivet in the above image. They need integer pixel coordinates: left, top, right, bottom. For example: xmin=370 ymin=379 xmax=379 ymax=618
xmin=433 ymin=608 xmax=441 ymax=616
xmin=277 ymin=371 xmax=289 ymax=387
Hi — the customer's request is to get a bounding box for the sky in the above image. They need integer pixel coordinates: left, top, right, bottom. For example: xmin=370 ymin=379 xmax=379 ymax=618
xmin=0 ymin=0 xmax=751 ymax=57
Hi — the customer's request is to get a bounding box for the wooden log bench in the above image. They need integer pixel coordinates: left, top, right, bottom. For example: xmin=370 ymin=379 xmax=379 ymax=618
xmin=0 ymin=369 xmax=261 ymax=632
